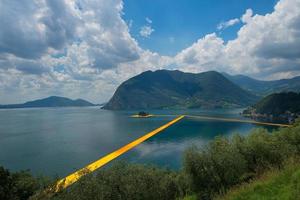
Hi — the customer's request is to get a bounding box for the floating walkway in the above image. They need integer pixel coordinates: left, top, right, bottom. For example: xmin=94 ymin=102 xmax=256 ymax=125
xmin=53 ymin=115 xmax=185 ymax=192
xmin=52 ymin=113 xmax=290 ymax=193
xmin=152 ymin=114 xmax=291 ymax=127
xmin=185 ymin=115 xmax=291 ymax=127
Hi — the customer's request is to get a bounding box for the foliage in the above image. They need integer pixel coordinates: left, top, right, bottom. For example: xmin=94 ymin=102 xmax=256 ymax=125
xmin=183 ymin=122 xmax=300 ymax=199
xmin=46 ymin=162 xmax=190 ymax=200
xmin=216 ymin=162 xmax=300 ymax=200
xmin=3 ymin=120 xmax=300 ymax=200
xmin=254 ymin=92 xmax=300 ymax=115
xmin=0 ymin=167 xmax=40 ymax=200
xmin=103 ymin=70 xmax=258 ymax=110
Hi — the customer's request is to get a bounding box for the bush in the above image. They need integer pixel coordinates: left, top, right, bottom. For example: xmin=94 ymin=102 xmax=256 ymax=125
xmin=184 ymin=123 xmax=300 ymax=199
xmin=291 ymin=169 xmax=300 ymax=199
xmin=184 ymin=137 xmax=248 ymax=199
xmin=50 ymin=162 xmax=190 ymax=200
xmin=7 ymin=120 xmax=300 ymax=200
xmin=0 ymin=167 xmax=40 ymax=200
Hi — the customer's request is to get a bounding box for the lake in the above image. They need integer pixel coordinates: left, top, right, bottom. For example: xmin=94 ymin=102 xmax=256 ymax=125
xmin=0 ymin=107 xmax=274 ymax=177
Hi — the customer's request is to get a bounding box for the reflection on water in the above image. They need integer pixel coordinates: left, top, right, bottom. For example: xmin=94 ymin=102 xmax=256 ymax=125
xmin=0 ymin=107 xmax=275 ymax=176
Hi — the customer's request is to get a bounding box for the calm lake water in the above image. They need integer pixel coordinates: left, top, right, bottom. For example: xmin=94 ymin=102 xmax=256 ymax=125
xmin=0 ymin=107 xmax=274 ymax=177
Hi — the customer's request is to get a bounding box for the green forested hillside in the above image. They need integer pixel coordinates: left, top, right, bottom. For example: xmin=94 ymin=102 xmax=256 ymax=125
xmin=254 ymin=92 xmax=300 ymax=115
xmin=103 ymin=70 xmax=258 ymax=110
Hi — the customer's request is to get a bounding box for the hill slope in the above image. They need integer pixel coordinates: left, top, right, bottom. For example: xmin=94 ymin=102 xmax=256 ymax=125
xmin=252 ymin=92 xmax=300 ymax=115
xmin=0 ymin=96 xmax=95 ymax=109
xmin=103 ymin=70 xmax=258 ymax=110
xmin=223 ymin=73 xmax=300 ymax=95
xmin=218 ymin=164 xmax=300 ymax=200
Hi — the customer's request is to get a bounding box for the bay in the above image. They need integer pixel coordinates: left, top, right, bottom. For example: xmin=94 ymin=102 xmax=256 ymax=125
xmin=0 ymin=107 xmax=274 ymax=177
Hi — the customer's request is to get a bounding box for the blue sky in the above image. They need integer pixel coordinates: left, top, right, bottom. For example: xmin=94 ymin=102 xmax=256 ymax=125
xmin=124 ymin=0 xmax=277 ymax=55
xmin=0 ymin=0 xmax=299 ymax=104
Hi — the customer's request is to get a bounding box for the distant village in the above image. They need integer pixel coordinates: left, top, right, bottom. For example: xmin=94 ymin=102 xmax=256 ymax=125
xmin=243 ymin=108 xmax=300 ymax=124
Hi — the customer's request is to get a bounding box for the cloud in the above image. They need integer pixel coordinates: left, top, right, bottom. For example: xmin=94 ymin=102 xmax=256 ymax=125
xmin=0 ymin=0 xmax=145 ymax=103
xmin=217 ymin=18 xmax=240 ymax=30
xmin=139 ymin=17 xmax=154 ymax=38
xmin=0 ymin=0 xmax=300 ymax=104
xmin=0 ymin=0 xmax=141 ymax=70
xmin=139 ymin=25 xmax=155 ymax=38
xmin=175 ymin=33 xmax=225 ymax=71
xmin=0 ymin=0 xmax=78 ymax=59
xmin=174 ymin=0 xmax=300 ymax=79
xmin=241 ymin=9 xmax=253 ymax=23
xmin=145 ymin=17 xmax=152 ymax=24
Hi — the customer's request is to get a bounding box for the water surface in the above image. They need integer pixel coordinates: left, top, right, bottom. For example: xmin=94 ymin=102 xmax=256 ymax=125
xmin=0 ymin=107 xmax=274 ymax=176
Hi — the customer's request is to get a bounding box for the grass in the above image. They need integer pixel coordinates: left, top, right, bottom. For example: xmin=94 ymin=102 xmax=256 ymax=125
xmin=216 ymin=163 xmax=300 ymax=200
xmin=182 ymin=195 xmax=197 ymax=200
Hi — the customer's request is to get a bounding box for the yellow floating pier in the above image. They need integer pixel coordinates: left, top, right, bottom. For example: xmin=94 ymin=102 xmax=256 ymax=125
xmin=54 ymin=115 xmax=185 ymax=192
xmin=141 ymin=114 xmax=291 ymax=127
xmin=185 ymin=115 xmax=291 ymax=127
xmin=52 ymin=113 xmax=290 ymax=193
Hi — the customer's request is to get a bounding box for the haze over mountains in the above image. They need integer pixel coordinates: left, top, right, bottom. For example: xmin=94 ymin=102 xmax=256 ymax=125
xmin=223 ymin=73 xmax=300 ymax=96
xmin=0 ymin=96 xmax=95 ymax=109
xmin=2 ymin=70 xmax=299 ymax=110
xmin=103 ymin=70 xmax=259 ymax=110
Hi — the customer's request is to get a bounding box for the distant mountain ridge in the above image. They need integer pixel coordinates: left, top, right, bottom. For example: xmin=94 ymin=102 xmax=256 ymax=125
xmin=223 ymin=73 xmax=300 ymax=95
xmin=103 ymin=70 xmax=258 ymax=110
xmin=0 ymin=96 xmax=95 ymax=109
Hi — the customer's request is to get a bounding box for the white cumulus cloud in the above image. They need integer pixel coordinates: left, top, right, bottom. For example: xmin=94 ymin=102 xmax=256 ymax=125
xmin=0 ymin=0 xmax=299 ymax=104
xmin=217 ymin=18 xmax=240 ymax=30
xmin=139 ymin=25 xmax=154 ymax=38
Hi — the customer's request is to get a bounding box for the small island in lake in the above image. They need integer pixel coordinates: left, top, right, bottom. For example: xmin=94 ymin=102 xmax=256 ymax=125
xmin=131 ymin=111 xmax=154 ymax=118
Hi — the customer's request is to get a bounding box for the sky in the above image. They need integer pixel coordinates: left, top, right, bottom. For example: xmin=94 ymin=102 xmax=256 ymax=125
xmin=0 ymin=0 xmax=299 ymax=104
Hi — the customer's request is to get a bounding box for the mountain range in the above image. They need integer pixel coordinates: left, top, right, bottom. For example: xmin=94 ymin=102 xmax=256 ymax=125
xmin=0 ymin=96 xmax=95 ymax=109
xmin=223 ymin=73 xmax=300 ymax=96
xmin=103 ymin=70 xmax=259 ymax=110
xmin=2 ymin=71 xmax=299 ymax=111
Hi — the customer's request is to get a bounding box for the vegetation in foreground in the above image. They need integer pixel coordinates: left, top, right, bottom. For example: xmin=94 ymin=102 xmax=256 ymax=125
xmin=216 ymin=162 xmax=300 ymax=200
xmin=1 ymin=120 xmax=300 ymax=200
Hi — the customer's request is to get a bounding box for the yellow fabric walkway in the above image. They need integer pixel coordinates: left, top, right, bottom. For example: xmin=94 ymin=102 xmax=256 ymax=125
xmin=54 ymin=115 xmax=185 ymax=192
xmin=53 ymin=113 xmax=290 ymax=192
xmin=153 ymin=114 xmax=291 ymax=127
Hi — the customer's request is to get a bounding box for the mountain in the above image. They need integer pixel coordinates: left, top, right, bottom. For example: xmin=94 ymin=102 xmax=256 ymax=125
xmin=0 ymin=96 xmax=95 ymax=109
xmin=242 ymin=92 xmax=300 ymax=124
xmin=251 ymin=92 xmax=300 ymax=115
xmin=103 ymin=70 xmax=258 ymax=110
xmin=223 ymin=73 xmax=300 ymax=96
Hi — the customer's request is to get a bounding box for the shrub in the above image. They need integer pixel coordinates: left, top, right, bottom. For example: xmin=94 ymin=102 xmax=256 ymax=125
xmin=0 ymin=167 xmax=39 ymax=200
xmin=184 ymin=137 xmax=248 ymax=199
xmin=184 ymin=123 xmax=300 ymax=199
xmin=51 ymin=162 xmax=189 ymax=200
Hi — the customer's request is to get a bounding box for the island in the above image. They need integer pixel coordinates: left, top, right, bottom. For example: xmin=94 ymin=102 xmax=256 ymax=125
xmin=131 ymin=111 xmax=154 ymax=118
